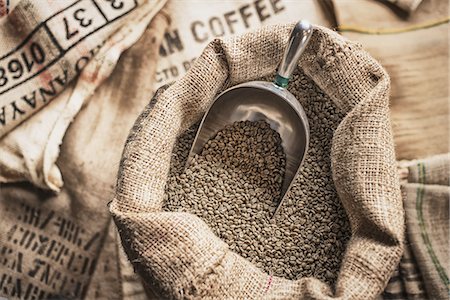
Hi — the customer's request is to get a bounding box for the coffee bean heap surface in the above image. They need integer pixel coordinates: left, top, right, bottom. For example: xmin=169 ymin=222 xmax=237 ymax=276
xmin=164 ymin=73 xmax=351 ymax=285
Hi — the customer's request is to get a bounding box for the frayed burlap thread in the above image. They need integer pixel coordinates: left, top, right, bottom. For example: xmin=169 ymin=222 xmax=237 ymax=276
xmin=110 ymin=23 xmax=404 ymax=299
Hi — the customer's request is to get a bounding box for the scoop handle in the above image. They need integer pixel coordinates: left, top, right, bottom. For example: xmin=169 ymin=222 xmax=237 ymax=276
xmin=274 ymin=20 xmax=313 ymax=88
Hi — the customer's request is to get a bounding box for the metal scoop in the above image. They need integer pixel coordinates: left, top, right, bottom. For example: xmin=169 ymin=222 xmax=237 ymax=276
xmin=186 ymin=20 xmax=313 ymax=217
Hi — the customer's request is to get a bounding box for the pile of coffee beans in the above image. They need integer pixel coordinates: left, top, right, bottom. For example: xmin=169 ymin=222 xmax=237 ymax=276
xmin=163 ymin=72 xmax=351 ymax=285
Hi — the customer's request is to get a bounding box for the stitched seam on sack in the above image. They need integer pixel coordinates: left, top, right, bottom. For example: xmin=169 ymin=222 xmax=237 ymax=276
xmin=415 ymin=162 xmax=450 ymax=292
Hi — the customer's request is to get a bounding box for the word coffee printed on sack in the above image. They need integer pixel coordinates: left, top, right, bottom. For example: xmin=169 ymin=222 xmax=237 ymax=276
xmin=0 ymin=201 xmax=102 ymax=299
xmin=0 ymin=0 xmax=138 ymax=135
xmin=155 ymin=0 xmax=286 ymax=86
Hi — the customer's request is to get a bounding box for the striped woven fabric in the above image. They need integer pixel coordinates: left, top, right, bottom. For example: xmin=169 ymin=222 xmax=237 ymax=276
xmin=384 ymin=153 xmax=450 ymax=299
xmin=383 ymin=241 xmax=428 ymax=299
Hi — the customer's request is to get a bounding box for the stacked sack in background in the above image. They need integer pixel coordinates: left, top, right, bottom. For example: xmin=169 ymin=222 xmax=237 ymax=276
xmin=0 ymin=0 xmax=169 ymax=298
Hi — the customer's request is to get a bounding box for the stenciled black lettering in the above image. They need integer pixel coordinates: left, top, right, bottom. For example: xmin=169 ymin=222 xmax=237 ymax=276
xmin=80 ymin=256 xmax=90 ymax=275
xmin=0 ymin=246 xmax=23 ymax=273
xmin=239 ymin=4 xmax=253 ymax=28
xmin=190 ymin=21 xmax=207 ymax=43
xmin=270 ymin=0 xmax=285 ymax=13
xmin=39 ymin=83 xmax=57 ymax=103
xmin=73 ymin=226 xmax=81 ymax=246
xmin=159 ymin=44 xmax=168 ymax=57
xmin=39 ymin=210 xmax=55 ymax=230
xmin=0 ymin=272 xmax=6 ymax=291
xmin=53 ymin=242 xmax=66 ymax=263
xmin=27 ymin=259 xmax=45 ymax=278
xmin=0 ymin=66 xmax=8 ymax=87
xmin=106 ymin=0 xmax=124 ymax=10
xmin=39 ymin=262 xmax=61 ymax=288
xmin=25 ymin=205 xmax=40 ymax=227
xmin=62 ymin=220 xmax=73 ymax=240
xmin=88 ymin=257 xmax=97 ymax=276
xmin=21 ymin=51 xmax=34 ymax=72
xmin=31 ymin=234 xmax=49 ymax=255
xmin=18 ymin=229 xmax=30 ymax=247
xmin=83 ymin=232 xmax=100 ymax=251
xmin=66 ymin=222 xmax=83 ymax=246
xmin=69 ymin=254 xmax=81 ymax=273
xmin=170 ymin=66 xmax=179 ymax=78
xmin=24 ymin=283 xmax=47 ymax=300
xmin=45 ymin=239 xmax=60 ymax=260
xmin=1 ymin=245 xmax=8 ymax=256
xmin=224 ymin=10 xmax=238 ymax=34
xmin=73 ymin=279 xmax=82 ymax=297
xmin=10 ymin=251 xmax=23 ymax=273
xmin=0 ymin=105 xmax=5 ymax=125
xmin=56 ymin=246 xmax=70 ymax=268
xmin=0 ymin=274 xmax=23 ymax=298
xmin=59 ymin=274 xmax=68 ymax=293
xmin=254 ymin=0 xmax=270 ymax=22
xmin=6 ymin=224 xmax=17 ymax=241
xmin=63 ymin=16 xmax=79 ymax=40
xmin=89 ymin=43 xmax=103 ymax=58
xmin=8 ymin=59 xmax=24 ymax=79
xmin=0 ymin=274 xmax=6 ymax=295
xmin=163 ymin=29 xmax=184 ymax=55
xmin=21 ymin=42 xmax=46 ymax=74
xmin=155 ymin=70 xmax=163 ymax=82
xmin=74 ymin=8 xmax=92 ymax=28
xmin=30 ymin=42 xmax=46 ymax=64
xmin=53 ymin=68 xmax=69 ymax=87
xmin=75 ymin=56 xmax=89 ymax=74
xmin=21 ymin=91 xmax=37 ymax=108
xmin=0 ymin=246 xmax=13 ymax=268
xmin=54 ymin=216 xmax=65 ymax=237
xmin=182 ymin=61 xmax=191 ymax=72
xmin=11 ymin=101 xmax=25 ymax=120
xmin=66 ymin=251 xmax=76 ymax=272
xmin=19 ymin=227 xmax=37 ymax=249
xmin=46 ymin=269 xmax=62 ymax=291
xmin=209 ymin=17 xmax=225 ymax=37
xmin=24 ymin=231 xmax=36 ymax=249
xmin=13 ymin=277 xmax=22 ymax=298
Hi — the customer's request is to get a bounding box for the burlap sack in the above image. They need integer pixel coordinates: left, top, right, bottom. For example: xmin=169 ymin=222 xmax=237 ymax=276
xmin=383 ymin=154 xmax=449 ymax=300
xmin=110 ymin=23 xmax=404 ymax=299
xmin=153 ymin=0 xmax=333 ymax=90
xmin=0 ymin=0 xmax=167 ymax=191
xmin=403 ymin=183 xmax=449 ymax=299
xmin=0 ymin=0 xmax=166 ymax=135
xmin=383 ymin=243 xmax=428 ymax=299
xmin=403 ymin=154 xmax=449 ymax=299
xmin=335 ymin=0 xmax=449 ymax=160
xmin=407 ymin=153 xmax=449 ymax=186
xmin=0 ymin=11 xmax=168 ymax=300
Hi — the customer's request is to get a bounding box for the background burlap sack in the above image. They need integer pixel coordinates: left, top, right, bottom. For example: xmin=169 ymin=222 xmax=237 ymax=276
xmin=383 ymin=154 xmax=450 ymax=300
xmin=0 ymin=11 xmax=169 ymax=300
xmin=153 ymin=0 xmax=333 ymax=90
xmin=110 ymin=23 xmax=404 ymax=299
xmin=402 ymin=154 xmax=449 ymax=299
xmin=403 ymin=183 xmax=449 ymax=299
xmin=335 ymin=0 xmax=449 ymax=160
xmin=0 ymin=0 xmax=167 ymax=192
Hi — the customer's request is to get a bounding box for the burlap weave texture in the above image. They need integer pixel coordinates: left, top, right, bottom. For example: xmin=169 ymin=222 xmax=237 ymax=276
xmin=110 ymin=23 xmax=404 ymax=299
